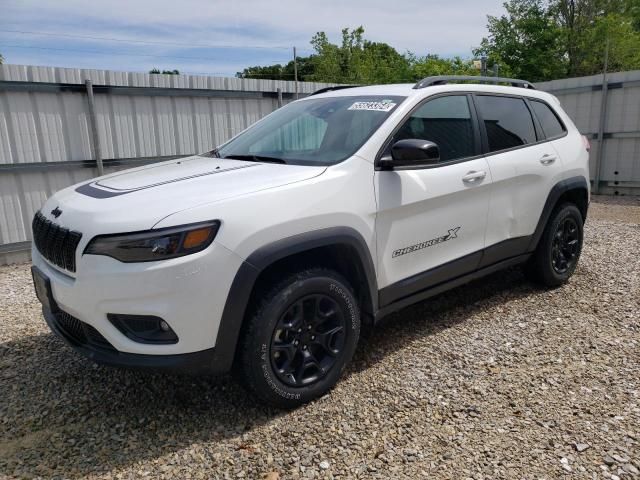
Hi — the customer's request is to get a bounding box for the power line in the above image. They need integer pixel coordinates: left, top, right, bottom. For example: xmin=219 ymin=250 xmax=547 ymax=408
xmin=0 ymin=28 xmax=442 ymax=59
xmin=0 ymin=31 xmax=411 ymax=61
xmin=1 ymin=47 xmax=418 ymax=71
xmin=0 ymin=29 xmax=294 ymax=50
xmin=0 ymin=44 xmax=290 ymax=63
xmin=2 ymin=43 xmax=471 ymax=74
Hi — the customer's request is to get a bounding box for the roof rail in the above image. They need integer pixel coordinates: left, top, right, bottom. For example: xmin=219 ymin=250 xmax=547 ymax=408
xmin=309 ymin=85 xmax=361 ymax=96
xmin=413 ymin=75 xmax=535 ymax=90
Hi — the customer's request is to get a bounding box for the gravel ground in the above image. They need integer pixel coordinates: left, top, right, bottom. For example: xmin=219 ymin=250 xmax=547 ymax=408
xmin=1 ymin=196 xmax=638 ymax=479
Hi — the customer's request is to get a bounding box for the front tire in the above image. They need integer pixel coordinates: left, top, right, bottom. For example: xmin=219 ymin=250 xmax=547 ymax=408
xmin=239 ymin=268 xmax=360 ymax=408
xmin=526 ymin=203 xmax=584 ymax=287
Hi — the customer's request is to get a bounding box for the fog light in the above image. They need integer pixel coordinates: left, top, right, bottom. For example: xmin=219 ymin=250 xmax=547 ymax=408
xmin=107 ymin=314 xmax=178 ymax=344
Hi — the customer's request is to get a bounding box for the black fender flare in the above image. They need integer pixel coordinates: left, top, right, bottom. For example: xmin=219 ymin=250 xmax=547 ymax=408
xmin=528 ymin=176 xmax=589 ymax=252
xmin=210 ymin=227 xmax=378 ymax=373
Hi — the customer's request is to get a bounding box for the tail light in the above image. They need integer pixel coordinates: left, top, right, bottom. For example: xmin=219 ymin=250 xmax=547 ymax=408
xmin=582 ymin=135 xmax=591 ymax=152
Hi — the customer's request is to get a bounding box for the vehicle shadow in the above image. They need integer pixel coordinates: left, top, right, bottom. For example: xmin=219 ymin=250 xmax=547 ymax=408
xmin=0 ymin=266 xmax=541 ymax=478
xmin=349 ymin=266 xmax=539 ymax=374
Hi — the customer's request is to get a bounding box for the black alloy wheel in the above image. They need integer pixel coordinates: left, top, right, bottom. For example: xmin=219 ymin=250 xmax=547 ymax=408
xmin=270 ymin=294 xmax=346 ymax=387
xmin=525 ymin=203 xmax=584 ymax=287
xmin=551 ymin=217 xmax=580 ymax=274
xmin=239 ymin=268 xmax=360 ymax=408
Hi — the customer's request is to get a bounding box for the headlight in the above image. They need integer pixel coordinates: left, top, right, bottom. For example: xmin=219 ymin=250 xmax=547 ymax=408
xmin=84 ymin=221 xmax=220 ymax=262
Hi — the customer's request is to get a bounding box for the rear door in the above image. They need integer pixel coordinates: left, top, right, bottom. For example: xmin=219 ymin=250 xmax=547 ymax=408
xmin=374 ymin=94 xmax=492 ymax=306
xmin=474 ymin=94 xmax=566 ymax=267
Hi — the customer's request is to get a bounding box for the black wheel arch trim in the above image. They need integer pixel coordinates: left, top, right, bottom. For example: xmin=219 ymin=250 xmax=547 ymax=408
xmin=213 ymin=227 xmax=378 ymax=374
xmin=528 ymin=176 xmax=589 ymax=252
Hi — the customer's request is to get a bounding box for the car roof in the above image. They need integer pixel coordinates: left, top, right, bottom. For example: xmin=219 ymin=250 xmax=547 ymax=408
xmin=308 ymin=82 xmax=560 ymax=104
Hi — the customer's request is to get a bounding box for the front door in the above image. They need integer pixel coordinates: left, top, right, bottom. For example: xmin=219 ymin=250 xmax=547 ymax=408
xmin=374 ymin=94 xmax=491 ymax=306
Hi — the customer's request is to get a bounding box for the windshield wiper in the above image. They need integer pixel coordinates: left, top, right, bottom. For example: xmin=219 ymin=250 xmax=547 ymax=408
xmin=222 ymin=154 xmax=287 ymax=164
xmin=198 ymin=148 xmax=220 ymax=158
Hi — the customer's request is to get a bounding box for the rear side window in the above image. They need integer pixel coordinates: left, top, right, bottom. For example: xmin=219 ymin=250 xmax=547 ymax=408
xmin=531 ymin=100 xmax=566 ymax=139
xmin=476 ymin=96 xmax=537 ymax=152
xmin=393 ymin=95 xmax=475 ymax=162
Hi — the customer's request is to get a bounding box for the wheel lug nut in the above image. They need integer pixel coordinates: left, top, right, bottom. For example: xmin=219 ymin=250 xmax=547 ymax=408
xmin=294 ymin=340 xmax=299 ymax=345
xmin=307 ymin=325 xmax=312 ymax=330
xmin=297 ymin=328 xmax=302 ymax=333
xmin=311 ymin=335 xmax=315 ymax=340
xmin=302 ymin=345 xmax=307 ymax=350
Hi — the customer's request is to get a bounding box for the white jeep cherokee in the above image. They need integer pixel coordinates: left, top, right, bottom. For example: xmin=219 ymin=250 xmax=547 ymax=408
xmin=31 ymin=76 xmax=590 ymax=407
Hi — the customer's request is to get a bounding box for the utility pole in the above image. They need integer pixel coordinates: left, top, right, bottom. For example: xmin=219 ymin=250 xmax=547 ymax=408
xmin=293 ymin=46 xmax=299 ymax=99
xmin=594 ymin=37 xmax=610 ymax=194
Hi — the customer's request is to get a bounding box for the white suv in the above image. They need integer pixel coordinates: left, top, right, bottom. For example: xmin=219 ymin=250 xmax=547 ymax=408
xmin=31 ymin=76 xmax=590 ymax=407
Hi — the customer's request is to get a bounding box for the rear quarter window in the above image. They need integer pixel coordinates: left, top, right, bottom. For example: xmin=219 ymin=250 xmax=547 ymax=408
xmin=531 ymin=100 xmax=566 ymax=139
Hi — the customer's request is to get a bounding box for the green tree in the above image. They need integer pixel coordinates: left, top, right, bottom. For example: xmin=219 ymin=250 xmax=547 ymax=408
xmin=0 ymin=53 xmax=4 ymax=64
xmin=306 ymin=27 xmax=412 ymax=83
xmin=556 ymin=0 xmax=640 ymax=76
xmin=240 ymin=27 xmax=414 ymax=84
xmin=477 ymin=0 xmax=640 ymax=81
xmin=625 ymin=0 xmax=640 ymax=30
xmin=237 ymin=56 xmax=314 ymax=81
xmin=474 ymin=0 xmax=566 ymax=81
xmin=238 ymin=27 xmax=501 ymax=84
xmin=149 ymin=68 xmax=180 ymax=75
xmin=345 ymin=39 xmax=413 ymax=83
xmin=410 ymin=54 xmax=478 ymax=78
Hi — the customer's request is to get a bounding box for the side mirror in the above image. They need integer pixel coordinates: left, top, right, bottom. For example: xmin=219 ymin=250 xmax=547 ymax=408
xmin=385 ymin=139 xmax=440 ymax=168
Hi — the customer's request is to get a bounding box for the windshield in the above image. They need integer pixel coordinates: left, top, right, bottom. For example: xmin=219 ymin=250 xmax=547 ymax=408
xmin=211 ymin=95 xmax=406 ymax=166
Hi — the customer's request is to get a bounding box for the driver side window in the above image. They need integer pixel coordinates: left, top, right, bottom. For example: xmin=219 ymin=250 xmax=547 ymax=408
xmin=393 ymin=95 xmax=475 ymax=162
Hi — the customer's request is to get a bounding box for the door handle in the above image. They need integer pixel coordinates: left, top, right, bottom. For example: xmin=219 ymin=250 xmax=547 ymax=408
xmin=540 ymin=154 xmax=557 ymax=165
xmin=462 ymin=170 xmax=487 ymax=184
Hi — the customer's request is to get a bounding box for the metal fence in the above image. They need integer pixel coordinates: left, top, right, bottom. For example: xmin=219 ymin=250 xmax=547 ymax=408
xmin=0 ymin=64 xmax=335 ymax=264
xmin=1 ymin=65 xmax=639 ymax=264
xmin=536 ymin=70 xmax=640 ymax=195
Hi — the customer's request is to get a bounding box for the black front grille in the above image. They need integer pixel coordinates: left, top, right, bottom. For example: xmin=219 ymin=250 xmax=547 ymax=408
xmin=55 ymin=310 xmax=117 ymax=353
xmin=32 ymin=211 xmax=82 ymax=272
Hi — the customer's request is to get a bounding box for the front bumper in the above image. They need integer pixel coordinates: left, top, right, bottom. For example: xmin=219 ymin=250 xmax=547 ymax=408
xmin=32 ymin=239 xmax=244 ymax=361
xmin=43 ymin=306 xmax=222 ymax=374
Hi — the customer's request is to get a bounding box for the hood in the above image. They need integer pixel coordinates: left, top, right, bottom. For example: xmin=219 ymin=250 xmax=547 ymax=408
xmin=92 ymin=156 xmax=256 ymax=192
xmin=44 ymin=155 xmax=325 ymax=234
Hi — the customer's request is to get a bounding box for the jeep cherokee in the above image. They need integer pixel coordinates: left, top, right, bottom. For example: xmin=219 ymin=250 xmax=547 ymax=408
xmin=31 ymin=76 xmax=590 ymax=407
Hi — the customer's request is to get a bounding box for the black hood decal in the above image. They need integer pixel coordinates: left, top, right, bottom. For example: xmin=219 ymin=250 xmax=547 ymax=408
xmin=76 ymin=164 xmax=257 ymax=199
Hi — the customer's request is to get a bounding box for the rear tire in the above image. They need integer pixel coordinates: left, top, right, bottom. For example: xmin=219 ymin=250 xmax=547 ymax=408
xmin=525 ymin=203 xmax=584 ymax=287
xmin=239 ymin=268 xmax=360 ymax=408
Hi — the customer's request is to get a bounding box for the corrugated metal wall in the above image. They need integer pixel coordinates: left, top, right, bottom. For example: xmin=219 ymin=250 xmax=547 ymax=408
xmin=536 ymin=70 xmax=640 ymax=193
xmin=0 ymin=64 xmax=335 ymax=263
xmin=1 ymin=65 xmax=639 ymax=264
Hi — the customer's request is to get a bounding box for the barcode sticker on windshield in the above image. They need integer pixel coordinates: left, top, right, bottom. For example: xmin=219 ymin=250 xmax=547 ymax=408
xmin=348 ymin=101 xmax=397 ymax=112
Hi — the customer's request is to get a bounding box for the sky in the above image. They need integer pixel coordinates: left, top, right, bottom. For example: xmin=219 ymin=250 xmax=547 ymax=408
xmin=1 ymin=0 xmax=506 ymax=78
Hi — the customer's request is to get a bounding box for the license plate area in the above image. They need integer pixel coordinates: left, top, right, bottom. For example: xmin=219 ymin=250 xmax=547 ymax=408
xmin=31 ymin=266 xmax=59 ymax=313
